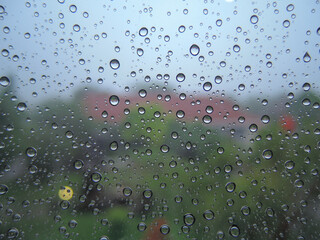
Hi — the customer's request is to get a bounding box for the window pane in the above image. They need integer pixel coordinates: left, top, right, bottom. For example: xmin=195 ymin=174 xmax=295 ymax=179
xmin=1 ymin=0 xmax=319 ymax=239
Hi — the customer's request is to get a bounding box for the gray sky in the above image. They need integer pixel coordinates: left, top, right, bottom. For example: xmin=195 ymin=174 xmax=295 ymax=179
xmin=0 ymin=0 xmax=319 ymax=105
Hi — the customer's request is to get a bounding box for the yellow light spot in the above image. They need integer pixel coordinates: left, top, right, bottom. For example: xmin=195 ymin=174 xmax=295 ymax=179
xmin=58 ymin=186 xmax=73 ymax=200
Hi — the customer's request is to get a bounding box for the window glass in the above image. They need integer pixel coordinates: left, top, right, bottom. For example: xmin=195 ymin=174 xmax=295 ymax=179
xmin=0 ymin=0 xmax=319 ymax=239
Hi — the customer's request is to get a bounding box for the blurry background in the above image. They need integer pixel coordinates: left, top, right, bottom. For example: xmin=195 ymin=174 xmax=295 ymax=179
xmin=0 ymin=0 xmax=319 ymax=239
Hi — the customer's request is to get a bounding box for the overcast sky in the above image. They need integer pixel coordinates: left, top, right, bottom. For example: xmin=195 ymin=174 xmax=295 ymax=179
xmin=0 ymin=0 xmax=319 ymax=105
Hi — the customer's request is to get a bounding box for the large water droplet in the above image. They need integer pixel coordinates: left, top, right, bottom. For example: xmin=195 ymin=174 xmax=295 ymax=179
xmin=159 ymin=224 xmax=170 ymax=235
xmin=26 ymin=147 xmax=37 ymax=158
xmin=17 ymin=102 xmax=27 ymax=112
xmin=225 ymin=182 xmax=236 ymax=193
xmin=109 ymin=95 xmax=119 ymax=106
xmin=262 ymin=149 xmax=273 ymax=160
xmin=0 ymin=184 xmax=8 ymax=195
xmin=250 ymin=15 xmax=259 ymax=24
xmin=184 ymin=213 xmax=195 ymax=226
xmin=0 ymin=76 xmax=10 ymax=87
xmin=229 ymin=225 xmax=240 ymax=237
xmin=176 ymin=73 xmax=185 ymax=82
xmin=203 ymin=210 xmax=214 ymax=220
xmin=303 ymin=52 xmax=311 ymax=63
xmin=139 ymin=27 xmax=148 ymax=37
xmin=110 ymin=59 xmax=120 ymax=70
xmin=190 ymin=44 xmax=200 ymax=56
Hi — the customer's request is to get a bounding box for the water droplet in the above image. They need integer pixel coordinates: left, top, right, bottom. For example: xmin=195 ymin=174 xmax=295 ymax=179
xmin=73 ymin=24 xmax=80 ymax=32
xmin=65 ymin=130 xmax=73 ymax=139
xmin=266 ymin=207 xmax=274 ymax=217
xmin=160 ymin=224 xmax=170 ymax=235
xmin=190 ymin=44 xmax=200 ymax=56
xmin=202 ymin=115 xmax=212 ymax=124
xmin=262 ymin=149 xmax=273 ymax=160
xmin=69 ymin=219 xmax=78 ymax=228
xmin=26 ymin=147 xmax=37 ymax=158
xmin=184 ymin=213 xmax=195 ymax=226
xmin=176 ymin=110 xmax=185 ymax=119
xmin=217 ymin=147 xmax=224 ymax=154
xmin=284 ymin=160 xmax=295 ymax=170
xmin=302 ymin=82 xmax=311 ymax=91
xmin=178 ymin=25 xmax=186 ymax=33
xmin=139 ymin=27 xmax=148 ymax=37
xmin=138 ymin=89 xmax=147 ymax=98
xmin=283 ymin=20 xmax=290 ymax=28
xmin=91 ymin=172 xmax=102 ymax=183
xmin=233 ymin=45 xmax=240 ymax=52
xmin=238 ymin=84 xmax=245 ymax=91
xmin=7 ymin=228 xmax=19 ymax=239
xmin=241 ymin=206 xmax=251 ymax=216
xmin=60 ymin=200 xmax=70 ymax=210
xmin=137 ymin=48 xmax=144 ymax=56
xmin=101 ymin=111 xmax=108 ymax=118
xmin=250 ymin=15 xmax=259 ymax=24
xmin=225 ymin=182 xmax=236 ymax=193
xmin=1 ymin=49 xmax=9 ymax=57
xmin=203 ymin=210 xmax=214 ymax=220
xmin=0 ymin=184 xmax=8 ymax=195
xmin=249 ymin=124 xmax=258 ymax=132
xmin=110 ymin=59 xmax=120 ymax=70
xmin=261 ymin=115 xmax=270 ymax=124
xmin=100 ymin=236 xmax=109 ymax=240
xmin=160 ymin=145 xmax=170 ymax=153
xmin=286 ymin=4 xmax=294 ymax=12
xmin=109 ymin=95 xmax=119 ymax=106
xmin=109 ymin=141 xmax=118 ymax=151
xmin=302 ymin=98 xmax=311 ymax=106
xmin=294 ymin=179 xmax=304 ymax=188
xmin=303 ymin=52 xmax=311 ymax=63
xmin=176 ymin=73 xmax=185 ymax=82
xmin=122 ymin=187 xmax=132 ymax=197
xmin=137 ymin=222 xmax=147 ymax=232
xmin=69 ymin=4 xmax=77 ymax=13
xmin=214 ymin=75 xmax=222 ymax=84
xmin=0 ymin=76 xmax=10 ymax=87
xmin=143 ymin=189 xmax=153 ymax=199
xmin=74 ymin=159 xmax=84 ymax=170
xmin=17 ymin=102 xmax=27 ymax=112
xmin=203 ymin=82 xmax=212 ymax=91
xmin=229 ymin=225 xmax=240 ymax=237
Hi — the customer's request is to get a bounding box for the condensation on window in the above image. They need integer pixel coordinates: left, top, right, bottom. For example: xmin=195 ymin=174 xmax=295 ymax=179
xmin=0 ymin=0 xmax=319 ymax=239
